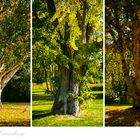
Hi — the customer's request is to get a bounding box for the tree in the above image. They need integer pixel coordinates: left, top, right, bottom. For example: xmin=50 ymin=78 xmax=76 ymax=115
xmin=106 ymin=0 xmax=140 ymax=108
xmin=33 ymin=0 xmax=103 ymax=116
xmin=0 ymin=0 xmax=30 ymax=106
xmin=2 ymin=59 xmax=30 ymax=102
xmin=105 ymin=48 xmax=128 ymax=104
xmin=32 ymin=44 xmax=59 ymax=94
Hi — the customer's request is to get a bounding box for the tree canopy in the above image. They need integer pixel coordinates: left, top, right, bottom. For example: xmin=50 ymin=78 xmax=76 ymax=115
xmin=0 ymin=0 xmax=30 ymax=103
xmin=105 ymin=0 xmax=140 ymax=107
xmin=33 ymin=0 xmax=103 ymax=116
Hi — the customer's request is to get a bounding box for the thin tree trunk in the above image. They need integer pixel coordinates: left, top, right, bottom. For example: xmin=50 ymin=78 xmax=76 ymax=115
xmin=50 ymin=65 xmax=54 ymax=93
xmin=43 ymin=67 xmax=49 ymax=94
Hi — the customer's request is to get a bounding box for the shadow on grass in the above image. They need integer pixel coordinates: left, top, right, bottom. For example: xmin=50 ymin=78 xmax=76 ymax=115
xmin=106 ymin=107 xmax=140 ymax=126
xmin=0 ymin=121 xmax=30 ymax=126
xmin=33 ymin=94 xmax=54 ymax=101
xmin=94 ymin=93 xmax=103 ymax=99
xmin=33 ymin=91 xmax=45 ymax=93
xmin=32 ymin=110 xmax=53 ymax=120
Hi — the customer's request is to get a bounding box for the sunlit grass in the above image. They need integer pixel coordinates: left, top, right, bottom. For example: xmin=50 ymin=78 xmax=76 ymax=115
xmin=0 ymin=103 xmax=30 ymax=126
xmin=32 ymin=92 xmax=103 ymax=126
xmin=84 ymin=91 xmax=103 ymax=94
xmin=106 ymin=105 xmax=132 ymax=111
xmin=32 ymin=83 xmax=46 ymax=91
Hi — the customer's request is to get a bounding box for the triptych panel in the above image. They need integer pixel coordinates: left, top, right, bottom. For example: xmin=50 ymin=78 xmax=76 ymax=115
xmin=0 ymin=0 xmax=139 ymax=127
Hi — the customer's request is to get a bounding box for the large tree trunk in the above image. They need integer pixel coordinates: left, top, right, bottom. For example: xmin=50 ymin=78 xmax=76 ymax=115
xmin=52 ymin=66 xmax=69 ymax=115
xmin=0 ymin=54 xmax=27 ymax=107
xmin=0 ymin=88 xmax=2 ymax=108
xmin=120 ymin=51 xmax=140 ymax=108
xmin=131 ymin=20 xmax=140 ymax=108
xmin=0 ymin=78 xmax=4 ymax=108
xmin=52 ymin=66 xmax=80 ymax=116
xmin=46 ymin=0 xmax=89 ymax=116
xmin=67 ymin=71 xmax=80 ymax=116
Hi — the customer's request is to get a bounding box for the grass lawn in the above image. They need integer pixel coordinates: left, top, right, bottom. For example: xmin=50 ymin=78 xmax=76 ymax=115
xmin=32 ymin=91 xmax=103 ymax=126
xmin=105 ymin=105 xmax=140 ymax=126
xmin=0 ymin=102 xmax=30 ymax=126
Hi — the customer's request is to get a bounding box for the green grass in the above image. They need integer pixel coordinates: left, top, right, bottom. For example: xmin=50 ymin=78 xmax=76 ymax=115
xmin=32 ymin=83 xmax=46 ymax=91
xmin=89 ymin=83 xmax=103 ymax=87
xmin=0 ymin=102 xmax=30 ymax=126
xmin=84 ymin=91 xmax=103 ymax=94
xmin=32 ymin=91 xmax=103 ymax=126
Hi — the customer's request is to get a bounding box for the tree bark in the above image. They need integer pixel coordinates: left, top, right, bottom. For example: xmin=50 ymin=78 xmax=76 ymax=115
xmin=132 ymin=21 xmax=140 ymax=106
xmin=0 ymin=88 xmax=2 ymax=108
xmin=51 ymin=66 xmax=80 ymax=116
xmin=131 ymin=13 xmax=140 ymax=108
xmin=67 ymin=71 xmax=80 ymax=116
xmin=120 ymin=51 xmax=140 ymax=108
xmin=0 ymin=53 xmax=28 ymax=106
xmin=51 ymin=66 xmax=69 ymax=115
xmin=46 ymin=0 xmax=90 ymax=116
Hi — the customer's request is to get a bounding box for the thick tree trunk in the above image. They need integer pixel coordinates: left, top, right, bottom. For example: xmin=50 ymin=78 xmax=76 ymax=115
xmin=0 ymin=58 xmax=26 ymax=107
xmin=0 ymin=88 xmax=2 ymax=108
xmin=133 ymin=98 xmax=140 ymax=109
xmin=120 ymin=51 xmax=140 ymax=108
xmin=67 ymin=78 xmax=80 ymax=116
xmin=131 ymin=25 xmax=140 ymax=108
xmin=52 ymin=66 xmax=80 ymax=116
xmin=132 ymin=10 xmax=140 ymax=92
xmin=132 ymin=44 xmax=140 ymax=108
xmin=46 ymin=0 xmax=87 ymax=116
xmin=52 ymin=66 xmax=69 ymax=114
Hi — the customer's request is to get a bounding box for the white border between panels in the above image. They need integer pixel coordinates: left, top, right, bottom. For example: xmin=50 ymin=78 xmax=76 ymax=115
xmin=103 ymin=0 xmax=105 ymax=127
xmin=30 ymin=0 xmax=33 ymax=127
